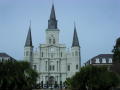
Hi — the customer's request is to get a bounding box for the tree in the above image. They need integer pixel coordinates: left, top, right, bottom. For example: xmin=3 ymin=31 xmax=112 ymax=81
xmin=112 ymin=37 xmax=120 ymax=74
xmin=65 ymin=65 xmax=119 ymax=90
xmin=0 ymin=60 xmax=38 ymax=90
xmin=112 ymin=45 xmax=120 ymax=63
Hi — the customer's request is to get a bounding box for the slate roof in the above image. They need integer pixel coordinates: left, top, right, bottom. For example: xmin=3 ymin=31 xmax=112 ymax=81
xmin=72 ymin=25 xmax=80 ymax=47
xmin=0 ymin=53 xmax=16 ymax=60
xmin=25 ymin=25 xmax=33 ymax=47
xmin=85 ymin=54 xmax=113 ymax=65
xmin=50 ymin=4 xmax=56 ymax=20
xmin=48 ymin=4 xmax=57 ymax=29
xmin=91 ymin=54 xmax=113 ymax=60
xmin=91 ymin=54 xmax=113 ymax=64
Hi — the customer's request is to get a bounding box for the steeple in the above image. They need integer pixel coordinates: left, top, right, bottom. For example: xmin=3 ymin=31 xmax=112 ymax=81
xmin=72 ymin=24 xmax=80 ymax=47
xmin=50 ymin=4 xmax=56 ymax=20
xmin=48 ymin=4 xmax=57 ymax=29
xmin=25 ymin=22 xmax=33 ymax=47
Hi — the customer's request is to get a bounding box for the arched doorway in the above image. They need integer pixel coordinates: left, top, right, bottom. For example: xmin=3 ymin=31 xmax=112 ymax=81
xmin=48 ymin=76 xmax=55 ymax=85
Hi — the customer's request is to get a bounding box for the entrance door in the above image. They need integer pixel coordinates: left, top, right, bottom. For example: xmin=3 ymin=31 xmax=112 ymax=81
xmin=48 ymin=76 xmax=55 ymax=85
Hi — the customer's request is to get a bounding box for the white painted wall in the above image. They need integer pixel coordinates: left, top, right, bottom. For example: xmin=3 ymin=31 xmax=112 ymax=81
xmin=24 ymin=29 xmax=81 ymax=85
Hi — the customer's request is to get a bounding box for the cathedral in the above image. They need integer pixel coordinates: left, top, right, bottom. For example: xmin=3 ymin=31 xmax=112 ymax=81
xmin=24 ymin=5 xmax=81 ymax=85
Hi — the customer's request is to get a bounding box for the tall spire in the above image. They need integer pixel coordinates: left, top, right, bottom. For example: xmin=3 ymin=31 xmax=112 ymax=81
xmin=72 ymin=23 xmax=80 ymax=47
xmin=25 ymin=21 xmax=33 ymax=47
xmin=48 ymin=4 xmax=57 ymax=29
xmin=50 ymin=4 xmax=56 ymax=20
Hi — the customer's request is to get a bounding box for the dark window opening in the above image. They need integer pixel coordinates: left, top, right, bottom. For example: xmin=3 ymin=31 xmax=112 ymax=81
xmin=42 ymin=52 xmax=44 ymax=57
xmin=68 ymin=65 xmax=70 ymax=71
xmin=53 ymin=39 xmax=55 ymax=44
xmin=61 ymin=52 xmax=62 ymax=57
xmin=49 ymin=65 xmax=51 ymax=71
xmin=53 ymin=65 xmax=55 ymax=71
xmin=76 ymin=65 xmax=78 ymax=70
xmin=33 ymin=65 xmax=37 ymax=70
xmin=49 ymin=39 xmax=51 ymax=44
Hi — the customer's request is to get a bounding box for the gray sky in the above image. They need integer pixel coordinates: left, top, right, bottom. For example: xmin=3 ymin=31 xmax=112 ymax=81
xmin=0 ymin=0 xmax=120 ymax=65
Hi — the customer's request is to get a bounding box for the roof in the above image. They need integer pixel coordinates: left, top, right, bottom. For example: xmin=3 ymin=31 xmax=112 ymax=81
xmin=0 ymin=53 xmax=10 ymax=57
xmin=0 ymin=53 xmax=16 ymax=60
xmin=25 ymin=25 xmax=33 ymax=47
xmin=85 ymin=54 xmax=113 ymax=65
xmin=91 ymin=54 xmax=113 ymax=60
xmin=91 ymin=54 xmax=113 ymax=64
xmin=50 ymin=4 xmax=56 ymax=20
xmin=48 ymin=4 xmax=57 ymax=29
xmin=72 ymin=25 xmax=80 ymax=47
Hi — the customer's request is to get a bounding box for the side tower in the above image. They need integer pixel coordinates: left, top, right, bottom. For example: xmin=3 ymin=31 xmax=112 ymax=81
xmin=24 ymin=23 xmax=33 ymax=63
xmin=46 ymin=4 xmax=60 ymax=45
xmin=71 ymin=24 xmax=81 ymax=72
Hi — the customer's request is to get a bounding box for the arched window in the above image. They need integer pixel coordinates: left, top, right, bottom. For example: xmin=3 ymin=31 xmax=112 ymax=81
xmin=51 ymin=53 xmax=53 ymax=58
xmin=57 ymin=61 xmax=59 ymax=71
xmin=109 ymin=58 xmax=112 ymax=63
xmin=76 ymin=65 xmax=78 ymax=70
xmin=45 ymin=61 xmax=47 ymax=71
xmin=49 ymin=65 xmax=52 ymax=71
xmin=75 ymin=51 xmax=78 ymax=56
xmin=49 ymin=38 xmax=51 ymax=44
xmin=53 ymin=65 xmax=55 ymax=71
xmin=30 ymin=52 xmax=32 ymax=56
xmin=45 ymin=76 xmax=48 ymax=82
xmin=53 ymin=38 xmax=55 ymax=44
xmin=42 ymin=52 xmax=44 ymax=57
xmin=68 ymin=65 xmax=70 ymax=71
xmin=33 ymin=65 xmax=37 ymax=70
xmin=61 ymin=52 xmax=62 ymax=57
xmin=96 ymin=58 xmax=100 ymax=63
xmin=26 ymin=51 xmax=29 ymax=56
xmin=102 ymin=58 xmax=106 ymax=63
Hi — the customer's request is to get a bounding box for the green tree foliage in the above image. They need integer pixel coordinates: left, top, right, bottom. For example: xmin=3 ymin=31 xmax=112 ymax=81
xmin=65 ymin=65 xmax=119 ymax=90
xmin=112 ymin=45 xmax=120 ymax=63
xmin=112 ymin=38 xmax=120 ymax=74
xmin=0 ymin=60 xmax=38 ymax=90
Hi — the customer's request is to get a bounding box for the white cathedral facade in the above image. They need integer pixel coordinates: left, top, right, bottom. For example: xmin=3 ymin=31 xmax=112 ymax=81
xmin=24 ymin=5 xmax=81 ymax=85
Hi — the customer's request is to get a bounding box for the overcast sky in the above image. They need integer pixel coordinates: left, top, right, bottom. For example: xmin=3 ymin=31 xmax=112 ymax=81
xmin=0 ymin=0 xmax=120 ymax=65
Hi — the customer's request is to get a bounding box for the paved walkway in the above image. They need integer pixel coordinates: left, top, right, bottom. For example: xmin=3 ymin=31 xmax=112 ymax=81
xmin=33 ymin=88 xmax=66 ymax=90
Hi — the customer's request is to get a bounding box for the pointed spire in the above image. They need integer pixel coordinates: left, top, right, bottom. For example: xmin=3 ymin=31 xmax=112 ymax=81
xmin=48 ymin=4 xmax=57 ymax=29
xmin=72 ymin=23 xmax=80 ymax=47
xmin=25 ymin=21 xmax=33 ymax=47
xmin=50 ymin=4 xmax=56 ymax=20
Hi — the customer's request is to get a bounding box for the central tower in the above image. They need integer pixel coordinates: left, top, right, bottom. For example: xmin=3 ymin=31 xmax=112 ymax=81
xmin=46 ymin=4 xmax=60 ymax=45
